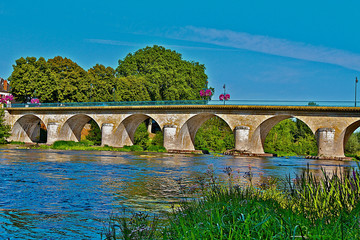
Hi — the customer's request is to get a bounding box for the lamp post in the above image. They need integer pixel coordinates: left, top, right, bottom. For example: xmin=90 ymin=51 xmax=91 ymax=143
xmin=356 ymin=77 xmax=358 ymax=107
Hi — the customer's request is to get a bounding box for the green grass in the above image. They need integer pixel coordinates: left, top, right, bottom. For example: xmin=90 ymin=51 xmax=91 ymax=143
xmin=102 ymin=164 xmax=360 ymax=239
xmin=30 ymin=140 xmax=167 ymax=153
xmin=8 ymin=141 xmax=25 ymax=145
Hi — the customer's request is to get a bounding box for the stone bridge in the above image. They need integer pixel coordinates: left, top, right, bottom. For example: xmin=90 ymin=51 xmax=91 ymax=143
xmin=4 ymin=104 xmax=360 ymax=158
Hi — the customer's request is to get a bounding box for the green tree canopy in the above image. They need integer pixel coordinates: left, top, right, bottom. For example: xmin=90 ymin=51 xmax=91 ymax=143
xmin=264 ymin=119 xmax=317 ymax=156
xmin=9 ymin=57 xmax=47 ymax=102
xmin=87 ymin=64 xmax=116 ymax=102
xmin=114 ymin=76 xmax=151 ymax=101
xmin=9 ymin=46 xmax=209 ymax=103
xmin=10 ymin=56 xmax=91 ymax=103
xmin=116 ymin=45 xmax=208 ymax=101
xmin=47 ymin=56 xmax=89 ymax=102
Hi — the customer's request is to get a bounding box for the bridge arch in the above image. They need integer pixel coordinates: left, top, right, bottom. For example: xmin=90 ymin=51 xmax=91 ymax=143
xmin=10 ymin=114 xmax=47 ymax=143
xmin=113 ymin=114 xmax=162 ymax=147
xmin=59 ymin=114 xmax=101 ymax=142
xmin=250 ymin=115 xmax=316 ymax=154
xmin=178 ymin=113 xmax=232 ymax=151
xmin=340 ymin=120 xmax=360 ymax=155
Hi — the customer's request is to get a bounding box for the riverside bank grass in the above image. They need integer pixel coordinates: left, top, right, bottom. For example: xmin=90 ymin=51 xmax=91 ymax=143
xmin=30 ymin=140 xmax=167 ymax=152
xmin=103 ymin=164 xmax=360 ymax=239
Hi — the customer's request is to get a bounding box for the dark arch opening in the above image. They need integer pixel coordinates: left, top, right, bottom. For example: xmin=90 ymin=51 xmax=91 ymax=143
xmin=263 ymin=117 xmax=317 ymax=156
xmin=59 ymin=114 xmax=101 ymax=145
xmin=114 ymin=114 xmax=163 ymax=151
xmin=11 ymin=115 xmax=47 ymax=143
xmin=133 ymin=118 xmax=163 ymax=151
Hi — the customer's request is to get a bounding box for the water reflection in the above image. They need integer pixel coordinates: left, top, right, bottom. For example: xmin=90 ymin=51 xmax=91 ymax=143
xmin=0 ymin=148 xmax=357 ymax=239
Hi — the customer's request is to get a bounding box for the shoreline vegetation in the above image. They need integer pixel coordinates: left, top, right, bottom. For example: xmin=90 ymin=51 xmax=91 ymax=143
xmin=102 ymin=165 xmax=360 ymax=239
xmin=10 ymin=140 xmax=167 ymax=153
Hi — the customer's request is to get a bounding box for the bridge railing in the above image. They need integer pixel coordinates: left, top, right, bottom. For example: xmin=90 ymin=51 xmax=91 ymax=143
xmin=5 ymin=100 xmax=360 ymax=108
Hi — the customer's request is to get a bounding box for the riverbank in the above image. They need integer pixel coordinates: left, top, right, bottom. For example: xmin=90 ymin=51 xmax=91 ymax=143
xmin=11 ymin=140 xmax=168 ymax=153
xmin=6 ymin=140 xmax=359 ymax=160
xmin=103 ymin=165 xmax=360 ymax=239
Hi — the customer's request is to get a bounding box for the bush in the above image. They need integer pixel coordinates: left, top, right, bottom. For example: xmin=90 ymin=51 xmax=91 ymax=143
xmin=86 ymin=119 xmax=101 ymax=145
xmin=134 ymin=122 xmax=149 ymax=149
xmin=0 ymin=109 xmax=11 ymax=144
xmin=150 ymin=131 xmax=163 ymax=146
xmin=130 ymin=145 xmax=143 ymax=152
xmin=147 ymin=145 xmax=166 ymax=152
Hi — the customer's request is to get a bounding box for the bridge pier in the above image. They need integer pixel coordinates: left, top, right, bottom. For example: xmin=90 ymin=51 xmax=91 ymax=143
xmin=163 ymin=125 xmax=177 ymax=150
xmin=101 ymin=123 xmax=114 ymax=146
xmin=316 ymin=128 xmax=344 ymax=158
xmin=47 ymin=122 xmax=61 ymax=145
xmin=234 ymin=126 xmax=250 ymax=152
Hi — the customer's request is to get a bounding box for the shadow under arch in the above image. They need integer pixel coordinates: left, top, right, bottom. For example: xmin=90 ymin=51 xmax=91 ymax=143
xmin=11 ymin=114 xmax=47 ymax=143
xmin=113 ymin=114 xmax=161 ymax=147
xmin=251 ymin=115 xmax=316 ymax=154
xmin=59 ymin=114 xmax=101 ymax=142
xmin=178 ymin=113 xmax=232 ymax=151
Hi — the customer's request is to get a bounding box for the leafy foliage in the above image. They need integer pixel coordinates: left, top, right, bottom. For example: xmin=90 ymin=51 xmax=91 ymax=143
xmin=9 ymin=56 xmax=90 ymax=103
xmin=264 ymin=119 xmax=317 ymax=156
xmin=345 ymin=131 xmax=360 ymax=155
xmin=87 ymin=64 xmax=116 ymax=102
xmin=116 ymin=45 xmax=208 ymax=101
xmin=46 ymin=56 xmax=90 ymax=102
xmin=86 ymin=120 xmax=101 ymax=146
xmin=9 ymin=57 xmax=47 ymax=102
xmin=134 ymin=122 xmax=150 ymax=149
xmin=0 ymin=109 xmax=11 ymax=144
xmin=10 ymin=46 xmax=208 ymax=103
xmin=194 ymin=117 xmax=234 ymax=152
xmin=114 ymin=76 xmax=151 ymax=101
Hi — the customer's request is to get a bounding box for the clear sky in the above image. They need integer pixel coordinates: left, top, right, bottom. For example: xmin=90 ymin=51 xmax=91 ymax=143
xmin=1 ymin=0 xmax=359 ymax=101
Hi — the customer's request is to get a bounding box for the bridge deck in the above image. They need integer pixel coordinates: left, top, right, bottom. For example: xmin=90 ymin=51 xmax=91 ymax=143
xmin=5 ymin=104 xmax=360 ymax=113
xmin=4 ymin=99 xmax=360 ymax=109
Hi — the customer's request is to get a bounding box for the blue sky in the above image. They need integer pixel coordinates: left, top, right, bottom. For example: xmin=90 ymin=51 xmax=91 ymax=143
xmin=1 ymin=0 xmax=359 ymax=101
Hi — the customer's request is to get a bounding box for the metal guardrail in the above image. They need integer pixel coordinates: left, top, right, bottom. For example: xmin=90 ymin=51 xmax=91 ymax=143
xmin=5 ymin=100 xmax=360 ymax=108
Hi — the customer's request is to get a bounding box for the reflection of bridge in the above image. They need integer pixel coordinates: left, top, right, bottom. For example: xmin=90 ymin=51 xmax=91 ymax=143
xmin=4 ymin=101 xmax=360 ymax=159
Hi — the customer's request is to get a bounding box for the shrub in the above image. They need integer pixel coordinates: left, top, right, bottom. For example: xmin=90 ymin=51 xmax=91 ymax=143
xmin=130 ymin=145 xmax=143 ymax=152
xmin=147 ymin=145 xmax=166 ymax=152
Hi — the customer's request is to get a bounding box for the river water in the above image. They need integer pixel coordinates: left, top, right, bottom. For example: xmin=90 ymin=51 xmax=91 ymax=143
xmin=0 ymin=147 xmax=357 ymax=239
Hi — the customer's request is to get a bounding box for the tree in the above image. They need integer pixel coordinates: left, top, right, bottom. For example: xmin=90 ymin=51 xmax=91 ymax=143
xmin=134 ymin=122 xmax=149 ymax=149
xmin=264 ymin=119 xmax=317 ymax=156
xmin=9 ymin=57 xmax=47 ymax=102
xmin=114 ymin=76 xmax=151 ymax=101
xmin=87 ymin=64 xmax=116 ymax=102
xmin=10 ymin=56 xmax=91 ymax=103
xmin=0 ymin=109 xmax=11 ymax=144
xmin=194 ymin=117 xmax=234 ymax=152
xmin=116 ymin=45 xmax=208 ymax=101
xmin=47 ymin=56 xmax=89 ymax=102
xmin=86 ymin=120 xmax=101 ymax=145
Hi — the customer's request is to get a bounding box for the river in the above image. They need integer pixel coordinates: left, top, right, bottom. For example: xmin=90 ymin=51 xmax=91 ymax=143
xmin=0 ymin=147 xmax=357 ymax=239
